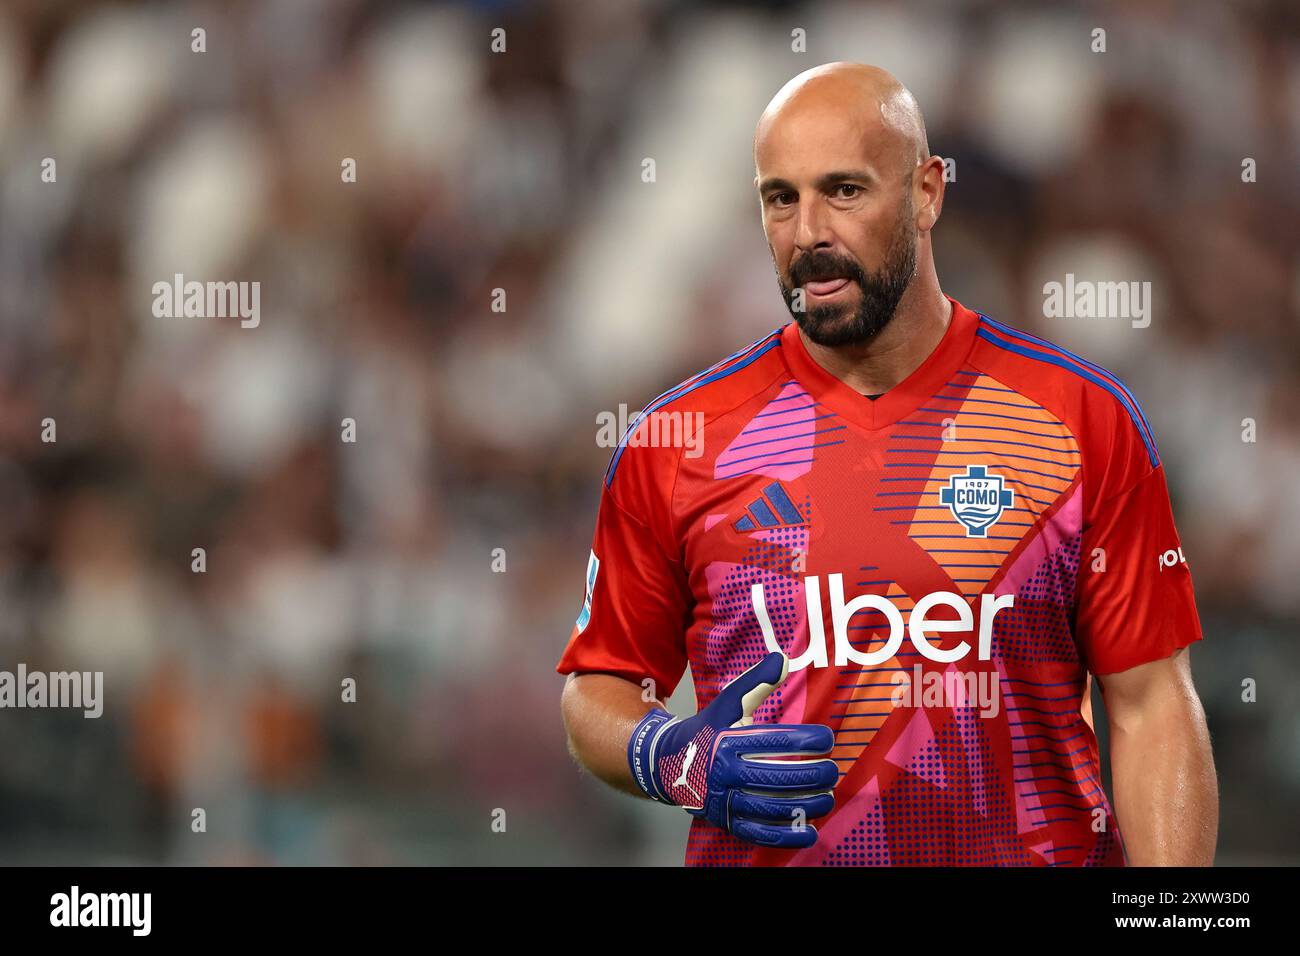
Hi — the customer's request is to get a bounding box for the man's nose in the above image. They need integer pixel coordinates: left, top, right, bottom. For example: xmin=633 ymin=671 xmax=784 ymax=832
xmin=794 ymin=197 xmax=834 ymax=252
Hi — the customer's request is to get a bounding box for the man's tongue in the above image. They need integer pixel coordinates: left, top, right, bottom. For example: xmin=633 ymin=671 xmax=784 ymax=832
xmin=805 ymin=277 xmax=849 ymax=296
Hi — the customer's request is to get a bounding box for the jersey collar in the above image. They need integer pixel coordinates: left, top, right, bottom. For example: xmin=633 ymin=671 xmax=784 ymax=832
xmin=779 ymin=293 xmax=979 ymax=432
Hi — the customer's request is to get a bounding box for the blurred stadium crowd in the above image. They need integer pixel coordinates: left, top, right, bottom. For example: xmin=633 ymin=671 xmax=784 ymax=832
xmin=0 ymin=0 xmax=1296 ymax=864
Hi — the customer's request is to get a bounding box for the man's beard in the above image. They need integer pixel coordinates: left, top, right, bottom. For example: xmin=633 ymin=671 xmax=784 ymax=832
xmin=777 ymin=205 xmax=918 ymax=348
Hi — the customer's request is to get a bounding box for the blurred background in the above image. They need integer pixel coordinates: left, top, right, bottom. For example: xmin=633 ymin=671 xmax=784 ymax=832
xmin=0 ymin=0 xmax=1296 ymax=865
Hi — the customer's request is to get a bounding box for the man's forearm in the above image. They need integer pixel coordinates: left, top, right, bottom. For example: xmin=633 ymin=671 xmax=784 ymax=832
xmin=560 ymin=672 xmax=662 ymax=797
xmin=1108 ymin=691 xmax=1218 ymax=865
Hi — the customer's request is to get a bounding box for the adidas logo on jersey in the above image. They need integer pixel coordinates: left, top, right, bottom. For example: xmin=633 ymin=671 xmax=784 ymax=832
xmin=733 ymin=480 xmax=805 ymax=532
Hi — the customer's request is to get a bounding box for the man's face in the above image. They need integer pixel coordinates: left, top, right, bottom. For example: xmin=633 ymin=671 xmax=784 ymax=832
xmin=756 ymin=107 xmax=918 ymax=347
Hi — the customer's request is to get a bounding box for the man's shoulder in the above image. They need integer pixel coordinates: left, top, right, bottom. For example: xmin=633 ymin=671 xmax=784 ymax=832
xmin=967 ymin=309 xmax=1160 ymax=471
xmin=603 ymin=326 xmax=789 ymax=490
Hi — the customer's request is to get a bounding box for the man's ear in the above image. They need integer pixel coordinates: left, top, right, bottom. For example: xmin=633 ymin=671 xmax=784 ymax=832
xmin=916 ymin=156 xmax=945 ymax=232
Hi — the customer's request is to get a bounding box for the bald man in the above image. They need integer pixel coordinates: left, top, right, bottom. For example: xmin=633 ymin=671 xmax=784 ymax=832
xmin=559 ymin=63 xmax=1217 ymax=867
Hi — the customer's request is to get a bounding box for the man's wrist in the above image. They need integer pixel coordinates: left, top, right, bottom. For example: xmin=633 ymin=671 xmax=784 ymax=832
xmin=627 ymin=708 xmax=676 ymax=803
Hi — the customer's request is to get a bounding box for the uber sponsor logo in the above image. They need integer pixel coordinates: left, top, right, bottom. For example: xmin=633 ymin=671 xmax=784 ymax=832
xmin=50 ymin=886 xmax=151 ymax=936
xmin=753 ymin=573 xmax=1014 ymax=671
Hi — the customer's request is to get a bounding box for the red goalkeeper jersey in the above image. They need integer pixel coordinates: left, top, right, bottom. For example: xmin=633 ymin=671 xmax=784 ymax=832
xmin=557 ymin=294 xmax=1203 ymax=866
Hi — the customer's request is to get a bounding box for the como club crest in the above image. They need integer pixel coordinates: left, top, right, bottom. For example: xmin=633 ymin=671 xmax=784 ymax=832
xmin=940 ymin=465 xmax=1014 ymax=537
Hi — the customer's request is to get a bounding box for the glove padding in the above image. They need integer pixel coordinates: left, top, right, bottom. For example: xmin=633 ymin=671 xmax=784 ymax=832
xmin=627 ymin=651 xmax=837 ymax=848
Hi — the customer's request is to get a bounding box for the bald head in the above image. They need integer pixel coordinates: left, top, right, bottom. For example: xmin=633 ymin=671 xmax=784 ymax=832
xmin=753 ymin=63 xmax=945 ymax=349
xmin=754 ymin=62 xmax=929 ymax=177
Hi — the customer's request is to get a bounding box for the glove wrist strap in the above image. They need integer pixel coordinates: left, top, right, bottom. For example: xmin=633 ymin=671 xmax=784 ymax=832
xmin=627 ymin=708 xmax=675 ymax=803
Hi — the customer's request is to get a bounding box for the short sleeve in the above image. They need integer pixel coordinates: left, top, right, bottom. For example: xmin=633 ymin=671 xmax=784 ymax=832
xmin=555 ymin=476 xmax=692 ymax=698
xmin=1074 ymin=464 xmax=1204 ymax=675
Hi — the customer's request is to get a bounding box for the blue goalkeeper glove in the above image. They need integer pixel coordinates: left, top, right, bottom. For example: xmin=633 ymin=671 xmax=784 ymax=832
xmin=627 ymin=651 xmax=837 ymax=848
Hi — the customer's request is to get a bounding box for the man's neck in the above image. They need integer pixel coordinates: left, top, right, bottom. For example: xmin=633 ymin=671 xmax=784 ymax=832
xmin=798 ymin=283 xmax=952 ymax=397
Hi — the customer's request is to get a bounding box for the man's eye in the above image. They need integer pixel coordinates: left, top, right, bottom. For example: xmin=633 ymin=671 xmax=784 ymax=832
xmin=770 ymin=192 xmax=795 ymax=206
xmin=834 ymin=184 xmax=861 ymax=199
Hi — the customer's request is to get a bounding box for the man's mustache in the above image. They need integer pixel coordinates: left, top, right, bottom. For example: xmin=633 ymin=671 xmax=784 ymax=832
xmin=789 ymin=255 xmax=866 ymax=287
